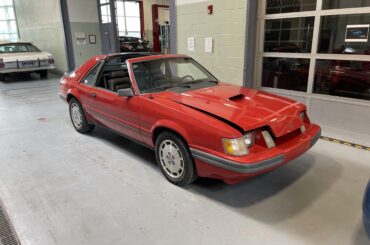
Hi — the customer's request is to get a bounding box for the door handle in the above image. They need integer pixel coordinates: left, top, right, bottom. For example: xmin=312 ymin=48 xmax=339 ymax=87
xmin=90 ymin=93 xmax=97 ymax=98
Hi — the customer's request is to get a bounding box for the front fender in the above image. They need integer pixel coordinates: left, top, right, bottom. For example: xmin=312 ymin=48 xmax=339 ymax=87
xmin=66 ymin=87 xmax=81 ymax=102
xmin=151 ymin=119 xmax=192 ymax=145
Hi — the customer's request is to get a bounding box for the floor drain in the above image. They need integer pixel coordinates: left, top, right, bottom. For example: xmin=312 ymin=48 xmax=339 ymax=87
xmin=0 ymin=204 xmax=20 ymax=245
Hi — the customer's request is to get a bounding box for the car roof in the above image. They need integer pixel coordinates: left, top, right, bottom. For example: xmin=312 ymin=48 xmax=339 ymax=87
xmin=0 ymin=40 xmax=33 ymax=45
xmin=125 ymin=54 xmax=191 ymax=63
xmin=98 ymin=53 xmax=189 ymax=61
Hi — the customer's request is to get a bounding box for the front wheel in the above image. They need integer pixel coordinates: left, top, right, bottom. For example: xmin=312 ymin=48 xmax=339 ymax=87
xmin=155 ymin=132 xmax=197 ymax=186
xmin=69 ymin=98 xmax=94 ymax=133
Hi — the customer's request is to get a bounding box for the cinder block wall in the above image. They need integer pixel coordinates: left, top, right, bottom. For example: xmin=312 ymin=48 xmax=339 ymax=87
xmin=176 ymin=0 xmax=246 ymax=85
xmin=67 ymin=0 xmax=103 ymax=67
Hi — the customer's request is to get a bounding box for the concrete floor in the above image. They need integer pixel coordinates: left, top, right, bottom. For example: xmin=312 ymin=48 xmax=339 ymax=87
xmin=0 ymin=74 xmax=369 ymax=245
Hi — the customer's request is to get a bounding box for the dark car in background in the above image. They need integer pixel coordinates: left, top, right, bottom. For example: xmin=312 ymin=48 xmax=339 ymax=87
xmin=119 ymin=36 xmax=151 ymax=52
xmin=364 ymin=180 xmax=370 ymax=239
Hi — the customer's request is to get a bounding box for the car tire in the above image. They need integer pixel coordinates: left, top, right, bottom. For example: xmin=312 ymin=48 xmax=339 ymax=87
xmin=0 ymin=74 xmax=5 ymax=81
xmin=155 ymin=131 xmax=197 ymax=186
xmin=39 ymin=70 xmax=48 ymax=79
xmin=69 ymin=98 xmax=94 ymax=133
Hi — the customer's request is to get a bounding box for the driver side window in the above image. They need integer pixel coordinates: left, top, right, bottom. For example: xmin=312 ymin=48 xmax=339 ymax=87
xmin=82 ymin=62 xmax=102 ymax=86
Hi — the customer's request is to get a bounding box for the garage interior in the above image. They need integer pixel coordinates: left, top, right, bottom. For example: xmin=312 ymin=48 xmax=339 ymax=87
xmin=0 ymin=0 xmax=369 ymax=245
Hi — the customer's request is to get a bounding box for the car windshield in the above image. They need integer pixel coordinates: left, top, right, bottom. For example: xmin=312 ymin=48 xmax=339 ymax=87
xmin=120 ymin=37 xmax=140 ymax=42
xmin=0 ymin=43 xmax=41 ymax=53
xmin=131 ymin=58 xmax=218 ymax=93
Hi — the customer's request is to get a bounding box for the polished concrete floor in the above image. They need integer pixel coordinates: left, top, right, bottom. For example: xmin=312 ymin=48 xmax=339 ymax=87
xmin=0 ymin=75 xmax=369 ymax=245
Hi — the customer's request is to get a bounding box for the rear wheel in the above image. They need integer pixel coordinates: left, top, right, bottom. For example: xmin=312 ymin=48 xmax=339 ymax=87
xmin=155 ymin=132 xmax=197 ymax=186
xmin=39 ymin=70 xmax=48 ymax=79
xmin=69 ymin=98 xmax=94 ymax=133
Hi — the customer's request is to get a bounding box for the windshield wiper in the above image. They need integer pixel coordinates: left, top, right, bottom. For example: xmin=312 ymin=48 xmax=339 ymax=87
xmin=144 ymin=84 xmax=191 ymax=93
xmin=185 ymin=79 xmax=219 ymax=85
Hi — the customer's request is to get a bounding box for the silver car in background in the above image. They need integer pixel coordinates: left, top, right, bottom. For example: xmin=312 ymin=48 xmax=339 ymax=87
xmin=0 ymin=41 xmax=55 ymax=81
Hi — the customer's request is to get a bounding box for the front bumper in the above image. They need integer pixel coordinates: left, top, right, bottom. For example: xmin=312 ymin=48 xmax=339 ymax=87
xmin=191 ymin=124 xmax=321 ymax=184
xmin=0 ymin=65 xmax=55 ymax=74
xmin=191 ymin=149 xmax=286 ymax=174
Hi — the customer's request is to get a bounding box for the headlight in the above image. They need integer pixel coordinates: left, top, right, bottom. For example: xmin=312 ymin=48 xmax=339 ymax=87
xmin=222 ymin=132 xmax=254 ymax=156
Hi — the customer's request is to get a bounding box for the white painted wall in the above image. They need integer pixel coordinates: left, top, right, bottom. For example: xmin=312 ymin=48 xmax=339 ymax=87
xmin=176 ymin=0 xmax=209 ymax=5
xmin=14 ymin=0 xmax=68 ymax=73
xmin=67 ymin=0 xmax=100 ymax=23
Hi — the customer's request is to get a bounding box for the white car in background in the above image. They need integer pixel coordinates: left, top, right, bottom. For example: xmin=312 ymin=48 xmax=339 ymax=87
xmin=0 ymin=41 xmax=55 ymax=81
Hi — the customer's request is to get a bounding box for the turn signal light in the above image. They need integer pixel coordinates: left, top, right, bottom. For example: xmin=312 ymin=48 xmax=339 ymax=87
xmin=222 ymin=132 xmax=254 ymax=156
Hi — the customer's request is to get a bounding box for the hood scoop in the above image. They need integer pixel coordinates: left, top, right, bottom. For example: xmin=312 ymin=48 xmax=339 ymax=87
xmin=228 ymin=94 xmax=244 ymax=101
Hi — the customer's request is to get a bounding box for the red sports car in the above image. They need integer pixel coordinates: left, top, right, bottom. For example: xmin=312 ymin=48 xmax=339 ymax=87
xmin=59 ymin=53 xmax=321 ymax=186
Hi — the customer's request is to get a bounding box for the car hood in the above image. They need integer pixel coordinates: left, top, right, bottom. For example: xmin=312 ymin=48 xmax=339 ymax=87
xmin=159 ymin=83 xmax=306 ymax=137
xmin=0 ymin=52 xmax=51 ymax=62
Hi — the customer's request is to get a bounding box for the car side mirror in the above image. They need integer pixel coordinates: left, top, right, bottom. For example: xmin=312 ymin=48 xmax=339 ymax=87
xmin=117 ymin=88 xmax=134 ymax=97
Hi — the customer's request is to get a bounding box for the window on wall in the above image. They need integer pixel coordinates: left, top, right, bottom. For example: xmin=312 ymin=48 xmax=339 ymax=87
xmin=264 ymin=17 xmax=314 ymax=53
xmin=262 ymin=57 xmax=310 ymax=92
xmin=259 ymin=0 xmax=370 ymax=101
xmin=0 ymin=0 xmax=18 ymax=41
xmin=99 ymin=0 xmax=111 ymax=24
xmin=266 ymin=0 xmax=316 ymax=14
xmin=318 ymin=14 xmax=370 ymax=55
xmin=115 ymin=1 xmax=141 ymax=38
xmin=322 ymin=0 xmax=370 ymax=10
xmin=314 ymin=60 xmax=370 ymax=100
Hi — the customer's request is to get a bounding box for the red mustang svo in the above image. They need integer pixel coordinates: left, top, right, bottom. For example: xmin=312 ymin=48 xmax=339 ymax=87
xmin=59 ymin=53 xmax=321 ymax=186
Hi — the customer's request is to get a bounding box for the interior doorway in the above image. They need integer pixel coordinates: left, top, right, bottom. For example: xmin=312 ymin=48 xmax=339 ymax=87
xmin=152 ymin=4 xmax=170 ymax=53
xmin=97 ymin=0 xmax=171 ymax=54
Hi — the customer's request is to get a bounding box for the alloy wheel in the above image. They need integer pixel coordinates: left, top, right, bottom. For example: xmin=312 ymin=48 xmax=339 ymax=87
xmin=159 ymin=139 xmax=185 ymax=179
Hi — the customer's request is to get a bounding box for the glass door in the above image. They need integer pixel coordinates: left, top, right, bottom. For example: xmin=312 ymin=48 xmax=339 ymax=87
xmin=257 ymin=0 xmax=370 ymax=101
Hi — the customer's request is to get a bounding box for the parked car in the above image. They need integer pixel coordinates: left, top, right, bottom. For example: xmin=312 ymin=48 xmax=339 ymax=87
xmin=119 ymin=36 xmax=151 ymax=52
xmin=364 ymin=180 xmax=370 ymax=239
xmin=59 ymin=53 xmax=321 ymax=186
xmin=0 ymin=41 xmax=55 ymax=81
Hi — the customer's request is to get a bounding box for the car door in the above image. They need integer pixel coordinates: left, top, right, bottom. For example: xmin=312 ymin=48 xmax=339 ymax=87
xmin=77 ymin=61 xmax=104 ymax=117
xmin=88 ymin=88 xmax=141 ymax=140
xmin=85 ymin=63 xmax=142 ymax=141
